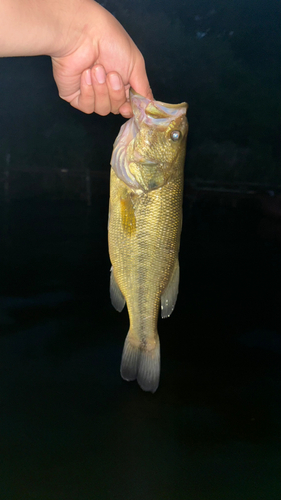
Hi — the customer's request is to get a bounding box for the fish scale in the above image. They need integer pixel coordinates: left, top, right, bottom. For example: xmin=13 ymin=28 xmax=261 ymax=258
xmin=108 ymin=90 xmax=188 ymax=392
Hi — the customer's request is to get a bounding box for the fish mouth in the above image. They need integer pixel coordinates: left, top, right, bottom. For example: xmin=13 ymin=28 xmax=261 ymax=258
xmin=130 ymin=88 xmax=187 ymax=110
xmin=130 ymin=88 xmax=188 ymax=124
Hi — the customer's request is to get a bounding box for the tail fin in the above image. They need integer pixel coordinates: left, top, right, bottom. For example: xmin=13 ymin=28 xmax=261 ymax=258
xmin=120 ymin=333 xmax=160 ymax=393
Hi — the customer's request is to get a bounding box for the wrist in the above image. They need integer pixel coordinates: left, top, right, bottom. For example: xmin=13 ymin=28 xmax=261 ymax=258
xmin=49 ymin=0 xmax=108 ymax=58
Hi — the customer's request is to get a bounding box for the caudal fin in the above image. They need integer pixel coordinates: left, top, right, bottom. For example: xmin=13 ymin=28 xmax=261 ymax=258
xmin=120 ymin=333 xmax=160 ymax=393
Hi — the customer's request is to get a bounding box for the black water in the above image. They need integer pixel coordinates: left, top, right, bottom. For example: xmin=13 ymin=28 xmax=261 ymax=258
xmin=0 ymin=195 xmax=281 ymax=500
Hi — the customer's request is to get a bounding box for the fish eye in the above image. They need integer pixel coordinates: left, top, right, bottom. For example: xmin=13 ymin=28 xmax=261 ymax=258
xmin=170 ymin=130 xmax=181 ymax=141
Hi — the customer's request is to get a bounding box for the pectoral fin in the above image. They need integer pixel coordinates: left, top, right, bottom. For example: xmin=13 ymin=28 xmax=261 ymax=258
xmin=110 ymin=267 xmax=125 ymax=312
xmin=161 ymin=259 xmax=180 ymax=318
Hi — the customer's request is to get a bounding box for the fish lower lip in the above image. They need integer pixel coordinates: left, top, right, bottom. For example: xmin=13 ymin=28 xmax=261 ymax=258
xmin=138 ymin=159 xmax=158 ymax=167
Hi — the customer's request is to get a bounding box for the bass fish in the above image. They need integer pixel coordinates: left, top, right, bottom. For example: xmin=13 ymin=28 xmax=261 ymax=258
xmin=108 ymin=89 xmax=188 ymax=392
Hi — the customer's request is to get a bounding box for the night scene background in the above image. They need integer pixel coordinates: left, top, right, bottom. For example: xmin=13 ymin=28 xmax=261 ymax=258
xmin=0 ymin=0 xmax=281 ymax=499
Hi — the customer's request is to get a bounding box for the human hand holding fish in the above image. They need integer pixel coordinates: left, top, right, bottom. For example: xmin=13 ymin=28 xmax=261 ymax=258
xmin=51 ymin=1 xmax=153 ymax=117
xmin=0 ymin=0 xmax=152 ymax=117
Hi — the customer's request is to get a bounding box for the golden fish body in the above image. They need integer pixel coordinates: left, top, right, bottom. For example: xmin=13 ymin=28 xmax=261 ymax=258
xmin=108 ymin=90 xmax=188 ymax=392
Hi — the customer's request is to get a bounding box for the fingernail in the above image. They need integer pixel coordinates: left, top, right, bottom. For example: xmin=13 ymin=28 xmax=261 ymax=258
xmin=109 ymin=73 xmax=121 ymax=91
xmin=93 ymin=65 xmax=106 ymax=84
xmin=85 ymin=69 xmax=92 ymax=85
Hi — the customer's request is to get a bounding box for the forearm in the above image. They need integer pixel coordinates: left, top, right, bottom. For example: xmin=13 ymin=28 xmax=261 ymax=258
xmin=0 ymin=0 xmax=101 ymax=57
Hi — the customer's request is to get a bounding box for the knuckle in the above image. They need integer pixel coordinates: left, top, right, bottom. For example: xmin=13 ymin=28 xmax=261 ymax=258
xmin=98 ymin=109 xmax=110 ymax=117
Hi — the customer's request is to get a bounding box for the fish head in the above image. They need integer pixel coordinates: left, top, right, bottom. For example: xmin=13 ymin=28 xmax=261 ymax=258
xmin=111 ymin=90 xmax=188 ymax=192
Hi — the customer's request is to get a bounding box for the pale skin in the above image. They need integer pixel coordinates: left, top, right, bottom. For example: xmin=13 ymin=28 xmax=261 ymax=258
xmin=0 ymin=0 xmax=153 ymax=117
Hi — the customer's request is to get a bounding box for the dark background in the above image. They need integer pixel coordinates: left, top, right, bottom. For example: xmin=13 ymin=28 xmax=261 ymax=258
xmin=0 ymin=1 xmax=281 ymax=499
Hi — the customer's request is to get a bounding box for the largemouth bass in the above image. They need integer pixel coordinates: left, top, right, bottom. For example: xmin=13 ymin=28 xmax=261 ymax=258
xmin=108 ymin=89 xmax=188 ymax=392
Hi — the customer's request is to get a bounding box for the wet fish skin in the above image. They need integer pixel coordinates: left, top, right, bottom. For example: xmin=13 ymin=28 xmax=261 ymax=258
xmin=108 ymin=89 xmax=188 ymax=392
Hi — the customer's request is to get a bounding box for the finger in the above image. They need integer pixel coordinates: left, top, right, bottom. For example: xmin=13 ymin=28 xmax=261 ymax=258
xmin=124 ymin=84 xmax=131 ymax=101
xmin=70 ymin=69 xmax=95 ymax=114
xmin=120 ymin=84 xmax=133 ymax=117
xmin=118 ymin=101 xmax=133 ymax=118
xmin=129 ymin=52 xmax=153 ymax=100
xmin=91 ymin=65 xmax=111 ymax=116
xmin=106 ymin=72 xmax=127 ymax=115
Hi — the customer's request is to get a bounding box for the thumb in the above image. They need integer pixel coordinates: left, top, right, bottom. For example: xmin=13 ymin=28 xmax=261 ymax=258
xmin=129 ymin=55 xmax=153 ymax=100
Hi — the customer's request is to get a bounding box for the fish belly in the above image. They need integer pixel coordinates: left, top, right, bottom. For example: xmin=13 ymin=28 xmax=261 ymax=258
xmin=108 ymin=169 xmax=183 ymax=392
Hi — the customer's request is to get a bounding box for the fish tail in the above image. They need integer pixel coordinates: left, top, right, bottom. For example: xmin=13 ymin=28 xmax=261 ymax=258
xmin=120 ymin=332 xmax=160 ymax=393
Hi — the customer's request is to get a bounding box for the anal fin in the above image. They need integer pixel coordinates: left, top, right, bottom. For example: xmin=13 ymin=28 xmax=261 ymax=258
xmin=161 ymin=258 xmax=180 ymax=318
xmin=110 ymin=267 xmax=125 ymax=312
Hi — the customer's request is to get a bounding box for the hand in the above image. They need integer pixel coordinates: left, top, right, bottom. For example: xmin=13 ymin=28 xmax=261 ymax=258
xmin=51 ymin=1 xmax=153 ymax=117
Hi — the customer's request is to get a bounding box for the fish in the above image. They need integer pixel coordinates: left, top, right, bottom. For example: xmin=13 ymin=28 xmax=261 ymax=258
xmin=108 ymin=89 xmax=188 ymax=392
